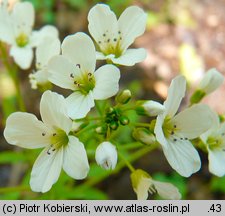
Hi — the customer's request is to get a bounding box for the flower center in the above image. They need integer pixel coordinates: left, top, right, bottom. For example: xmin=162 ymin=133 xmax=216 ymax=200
xmin=207 ymin=135 xmax=225 ymax=150
xmin=16 ymin=33 xmax=29 ymax=47
xmin=97 ymin=30 xmax=123 ymax=58
xmin=162 ymin=116 xmax=178 ymax=138
xmin=45 ymin=128 xmax=68 ymax=155
xmin=70 ymin=70 xmax=95 ymax=95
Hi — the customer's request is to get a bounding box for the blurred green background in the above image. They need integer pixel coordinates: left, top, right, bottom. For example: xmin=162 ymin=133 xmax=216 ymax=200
xmin=0 ymin=0 xmax=225 ymax=199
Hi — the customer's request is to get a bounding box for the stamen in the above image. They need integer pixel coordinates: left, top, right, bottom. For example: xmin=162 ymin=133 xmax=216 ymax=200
xmin=88 ymin=72 xmax=92 ymax=76
xmin=174 ymin=125 xmax=177 ymax=128
xmin=70 ymin=73 xmax=74 ymax=78
xmin=107 ymin=39 xmax=110 ymax=43
xmin=98 ymin=41 xmax=101 ymax=44
xmin=184 ymin=138 xmax=188 ymax=140
xmin=173 ymin=138 xmax=177 ymax=142
xmin=76 ymin=64 xmax=80 ymax=68
xmin=103 ymin=33 xmax=106 ymax=37
xmin=42 ymin=132 xmax=46 ymax=136
xmin=53 ymin=133 xmax=56 ymax=136
xmin=171 ymin=131 xmax=174 ymax=135
xmin=113 ymin=38 xmax=117 ymax=42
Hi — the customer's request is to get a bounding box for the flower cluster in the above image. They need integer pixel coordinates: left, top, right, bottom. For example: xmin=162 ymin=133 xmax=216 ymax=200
xmin=1 ymin=1 xmax=225 ymax=200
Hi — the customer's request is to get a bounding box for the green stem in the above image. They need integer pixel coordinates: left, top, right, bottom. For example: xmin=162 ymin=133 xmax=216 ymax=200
xmin=95 ymin=100 xmax=103 ymax=116
xmin=118 ymin=152 xmax=135 ymax=172
xmin=0 ymin=43 xmax=26 ymax=111
xmin=75 ymin=124 xmax=97 ymax=136
xmin=131 ymin=122 xmax=150 ymax=127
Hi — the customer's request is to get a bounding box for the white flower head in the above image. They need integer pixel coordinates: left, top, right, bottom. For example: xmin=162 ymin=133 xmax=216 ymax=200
xmin=4 ymin=90 xmax=89 ymax=193
xmin=154 ymin=75 xmax=213 ymax=177
xmin=0 ymin=1 xmax=59 ymax=69
xmin=95 ymin=141 xmax=117 ymax=170
xmin=29 ymin=33 xmax=61 ymax=89
xmin=199 ymin=68 xmax=224 ymax=94
xmin=131 ymin=169 xmax=181 ymax=200
xmin=200 ymin=111 xmax=225 ymax=177
xmin=48 ymin=32 xmax=120 ymax=119
xmin=88 ymin=4 xmax=147 ymax=66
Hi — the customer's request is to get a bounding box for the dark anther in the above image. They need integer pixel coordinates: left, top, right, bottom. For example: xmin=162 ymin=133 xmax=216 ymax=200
xmin=89 ymin=78 xmax=93 ymax=82
xmin=42 ymin=133 xmax=46 ymax=136
xmin=180 ymin=138 xmax=183 ymax=140
xmin=88 ymin=72 xmax=92 ymax=76
xmin=107 ymin=39 xmax=110 ymax=42
xmin=47 ymin=150 xmax=51 ymax=155
xmin=174 ymin=125 xmax=177 ymax=128
xmin=74 ymin=81 xmax=78 ymax=85
xmin=70 ymin=73 xmax=74 ymax=78
xmin=185 ymin=138 xmax=188 ymax=140
xmin=171 ymin=131 xmax=174 ymax=135
xmin=53 ymin=133 xmax=56 ymax=136
xmin=113 ymin=38 xmax=117 ymax=42
xmin=118 ymin=31 xmax=121 ymax=34
xmin=98 ymin=41 xmax=101 ymax=44
xmin=173 ymin=138 xmax=177 ymax=142
xmin=76 ymin=64 xmax=80 ymax=68
xmin=103 ymin=33 xmax=106 ymax=37
xmin=52 ymin=149 xmax=56 ymax=152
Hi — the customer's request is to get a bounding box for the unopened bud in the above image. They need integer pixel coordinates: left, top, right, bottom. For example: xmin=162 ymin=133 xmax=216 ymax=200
xmin=95 ymin=142 xmax=117 ymax=170
xmin=109 ymin=121 xmax=119 ymax=130
xmin=132 ymin=128 xmax=156 ymax=145
xmin=105 ymin=107 xmax=114 ymax=114
xmin=119 ymin=116 xmax=130 ymax=125
xmin=136 ymin=100 xmax=164 ymax=116
xmin=116 ymin=89 xmax=132 ymax=104
xmin=95 ymin=125 xmax=107 ymax=134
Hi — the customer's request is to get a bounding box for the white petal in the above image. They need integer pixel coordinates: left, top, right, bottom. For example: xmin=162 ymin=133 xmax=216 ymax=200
xmin=164 ymin=75 xmax=186 ymax=118
xmin=36 ymin=37 xmax=61 ymax=68
xmin=96 ymin=51 xmax=107 ymax=60
xmin=143 ymin=100 xmax=165 ymax=116
xmin=12 ymin=2 xmax=34 ymax=36
xmin=30 ymin=147 xmax=63 ymax=193
xmin=154 ymin=114 xmax=168 ymax=147
xmin=4 ymin=112 xmax=49 ymax=149
xmin=111 ymin=48 xmax=146 ymax=66
xmin=162 ymin=139 xmax=201 ymax=177
xmin=199 ymin=68 xmax=224 ymax=94
xmin=88 ymin=4 xmax=118 ymax=47
xmin=200 ymin=110 xmax=220 ymax=143
xmin=93 ymin=64 xmax=120 ymax=100
xmin=95 ymin=142 xmax=118 ymax=170
xmin=40 ymin=91 xmax=72 ymax=133
xmin=10 ymin=46 xmax=33 ymax=69
xmin=29 ymin=69 xmax=48 ymax=89
xmin=151 ymin=180 xmax=181 ymax=200
xmin=63 ymin=136 xmax=89 ymax=179
xmin=0 ymin=6 xmax=14 ymax=44
xmin=48 ymin=55 xmax=80 ymax=90
xmin=62 ymin=32 xmax=96 ymax=73
xmin=172 ymin=104 xmax=213 ymax=139
xmin=118 ymin=6 xmax=147 ymax=50
xmin=66 ymin=91 xmax=95 ymax=119
xmin=208 ymin=149 xmax=225 ymax=177
xmin=136 ymin=177 xmax=151 ymax=200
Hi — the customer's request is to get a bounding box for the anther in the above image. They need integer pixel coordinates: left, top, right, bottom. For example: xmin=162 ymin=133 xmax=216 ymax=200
xmin=70 ymin=73 xmax=74 ymax=78
xmin=76 ymin=64 xmax=80 ymax=68
xmin=173 ymin=138 xmax=177 ymax=142
xmin=98 ymin=41 xmax=101 ymax=44
xmin=53 ymin=133 xmax=56 ymax=136
xmin=118 ymin=31 xmax=121 ymax=34
xmin=88 ymin=72 xmax=92 ymax=76
xmin=74 ymin=80 xmax=78 ymax=85
xmin=103 ymin=33 xmax=106 ymax=37
xmin=174 ymin=125 xmax=177 ymax=128
xmin=184 ymin=138 xmax=188 ymax=140
xmin=171 ymin=131 xmax=174 ymax=135
xmin=107 ymin=39 xmax=110 ymax=42
xmin=113 ymin=38 xmax=117 ymax=42
xmin=42 ymin=132 xmax=46 ymax=136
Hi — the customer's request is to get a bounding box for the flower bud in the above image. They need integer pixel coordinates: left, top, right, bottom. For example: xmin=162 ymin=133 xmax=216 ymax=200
xmin=95 ymin=142 xmax=117 ymax=170
xmin=116 ymin=89 xmax=132 ymax=104
xmin=135 ymin=100 xmax=164 ymax=116
xmin=109 ymin=121 xmax=119 ymax=130
xmin=95 ymin=125 xmax=107 ymax=134
xmin=119 ymin=116 xmax=129 ymax=125
xmin=199 ymin=68 xmax=224 ymax=94
xmin=132 ymin=128 xmax=156 ymax=145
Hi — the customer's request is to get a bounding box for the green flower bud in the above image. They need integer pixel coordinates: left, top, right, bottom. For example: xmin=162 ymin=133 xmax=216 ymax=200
xmin=119 ymin=116 xmax=130 ymax=125
xmin=190 ymin=89 xmax=206 ymax=104
xmin=132 ymin=128 xmax=156 ymax=145
xmin=116 ymin=89 xmax=132 ymax=104
xmin=109 ymin=121 xmax=119 ymax=130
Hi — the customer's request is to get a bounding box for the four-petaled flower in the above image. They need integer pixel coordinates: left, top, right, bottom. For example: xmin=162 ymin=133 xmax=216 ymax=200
xmin=48 ymin=32 xmax=120 ymax=119
xmin=154 ymin=75 xmax=213 ymax=177
xmin=88 ymin=4 xmax=147 ymax=66
xmin=201 ymin=111 xmax=225 ymax=177
xmin=4 ymin=91 xmax=89 ymax=193
xmin=131 ymin=169 xmax=181 ymax=200
xmin=0 ymin=1 xmax=58 ymax=69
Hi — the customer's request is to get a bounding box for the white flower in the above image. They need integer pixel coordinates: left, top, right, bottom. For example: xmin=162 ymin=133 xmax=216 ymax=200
xmin=131 ymin=169 xmax=181 ymax=200
xmin=88 ymin=4 xmax=147 ymax=66
xmin=29 ymin=35 xmax=61 ymax=89
xmin=48 ymin=32 xmax=120 ymax=119
xmin=200 ymin=111 xmax=225 ymax=177
xmin=199 ymin=68 xmax=224 ymax=94
xmin=95 ymin=142 xmax=117 ymax=170
xmin=154 ymin=75 xmax=213 ymax=177
xmin=0 ymin=1 xmax=58 ymax=69
xmin=4 ymin=90 xmax=89 ymax=193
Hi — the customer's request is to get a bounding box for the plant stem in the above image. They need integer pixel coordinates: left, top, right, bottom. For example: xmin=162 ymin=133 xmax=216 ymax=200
xmin=0 ymin=43 xmax=26 ymax=111
xmin=118 ymin=152 xmax=135 ymax=172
